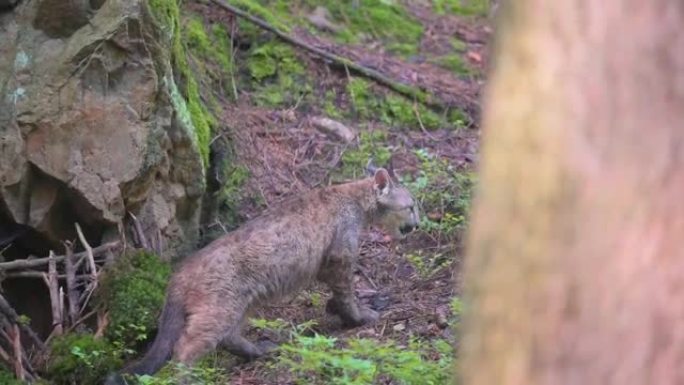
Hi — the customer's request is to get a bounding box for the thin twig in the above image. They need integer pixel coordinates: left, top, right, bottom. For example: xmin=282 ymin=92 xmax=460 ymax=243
xmin=4 ymin=271 xmax=76 ymax=279
xmin=64 ymin=308 xmax=98 ymax=335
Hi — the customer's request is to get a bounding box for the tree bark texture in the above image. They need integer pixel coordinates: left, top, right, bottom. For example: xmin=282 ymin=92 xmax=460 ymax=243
xmin=463 ymin=2 xmax=684 ymax=385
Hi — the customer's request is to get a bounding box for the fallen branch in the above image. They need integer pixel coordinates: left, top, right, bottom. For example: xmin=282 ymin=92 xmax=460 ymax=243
xmin=4 ymin=271 xmax=73 ymax=279
xmin=0 ymin=241 xmax=120 ymax=271
xmin=209 ymin=0 xmax=446 ymax=111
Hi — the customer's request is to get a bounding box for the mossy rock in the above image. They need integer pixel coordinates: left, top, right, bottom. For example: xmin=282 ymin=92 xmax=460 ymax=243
xmin=95 ymin=251 xmax=171 ymax=347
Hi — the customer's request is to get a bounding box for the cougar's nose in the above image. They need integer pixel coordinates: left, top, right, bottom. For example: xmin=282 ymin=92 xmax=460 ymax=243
xmin=400 ymin=224 xmax=417 ymax=235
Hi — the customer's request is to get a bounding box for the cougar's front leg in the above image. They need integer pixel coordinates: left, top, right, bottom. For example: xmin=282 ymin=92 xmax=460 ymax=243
xmin=318 ymin=258 xmax=379 ymax=327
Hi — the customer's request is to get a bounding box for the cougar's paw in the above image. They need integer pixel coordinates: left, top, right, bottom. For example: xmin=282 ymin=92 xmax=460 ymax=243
xmin=255 ymin=339 xmax=279 ymax=355
xmin=341 ymin=307 xmax=380 ymax=328
xmin=358 ymin=307 xmax=380 ymax=325
xmin=325 ymin=297 xmax=344 ymax=316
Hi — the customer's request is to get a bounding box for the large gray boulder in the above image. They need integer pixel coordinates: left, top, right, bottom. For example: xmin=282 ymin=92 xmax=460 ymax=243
xmin=0 ymin=0 xmax=205 ymax=258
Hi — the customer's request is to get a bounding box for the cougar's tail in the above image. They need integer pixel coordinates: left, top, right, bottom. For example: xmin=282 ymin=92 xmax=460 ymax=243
xmin=104 ymin=293 xmax=186 ymax=385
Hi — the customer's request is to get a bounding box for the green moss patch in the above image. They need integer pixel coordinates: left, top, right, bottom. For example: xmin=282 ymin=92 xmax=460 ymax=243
xmin=147 ymin=0 xmax=216 ymax=166
xmin=432 ymin=54 xmax=473 ymax=76
xmin=246 ymin=40 xmax=312 ymax=107
xmin=345 ymin=77 xmax=458 ymax=131
xmin=46 ymin=334 xmax=124 ymax=385
xmin=305 ymin=0 xmax=423 ymax=57
xmin=433 ymin=0 xmax=490 ymax=16
xmin=96 ymin=251 xmax=171 ymax=347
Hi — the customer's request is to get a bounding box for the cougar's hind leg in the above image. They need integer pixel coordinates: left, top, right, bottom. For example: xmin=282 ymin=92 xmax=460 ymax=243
xmin=172 ymin=308 xmax=227 ymax=365
xmin=220 ymin=333 xmax=269 ymax=360
xmin=218 ymin=310 xmax=271 ymax=360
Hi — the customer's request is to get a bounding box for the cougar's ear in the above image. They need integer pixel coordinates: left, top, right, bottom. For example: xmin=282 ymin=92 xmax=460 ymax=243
xmin=373 ymin=168 xmax=391 ymax=195
xmin=366 ymin=159 xmax=379 ymax=176
xmin=386 ymin=156 xmax=400 ymax=181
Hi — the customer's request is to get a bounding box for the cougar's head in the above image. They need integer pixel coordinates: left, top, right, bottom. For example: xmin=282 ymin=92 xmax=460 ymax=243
xmin=369 ymin=166 xmax=420 ymax=239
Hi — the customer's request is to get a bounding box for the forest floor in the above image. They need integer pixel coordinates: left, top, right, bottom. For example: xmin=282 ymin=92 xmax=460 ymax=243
xmin=182 ymin=0 xmax=493 ymax=383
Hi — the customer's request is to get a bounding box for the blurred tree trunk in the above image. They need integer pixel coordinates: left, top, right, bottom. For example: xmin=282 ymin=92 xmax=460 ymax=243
xmin=462 ymin=1 xmax=684 ymax=385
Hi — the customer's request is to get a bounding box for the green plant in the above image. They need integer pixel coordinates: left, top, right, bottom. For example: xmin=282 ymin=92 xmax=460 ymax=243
xmin=277 ymin=332 xmax=453 ymax=385
xmin=47 ymin=334 xmax=124 ymax=385
xmin=448 ymin=108 xmax=469 ymax=129
xmin=383 ymin=95 xmax=443 ymax=130
xmin=308 ymin=291 xmax=323 ymax=308
xmin=404 ymin=149 xmax=476 ymax=239
xmin=451 ymin=297 xmax=463 ymax=318
xmin=323 ymin=90 xmax=343 ymax=119
xmin=0 ymin=368 xmax=23 ymax=385
xmin=347 ymin=78 xmax=374 ymax=118
xmin=135 ymin=362 xmax=228 ymax=385
xmin=250 ymin=318 xmax=290 ymax=335
xmin=406 ymin=251 xmax=451 ymax=278
xmin=96 ymin=251 xmax=171 ymax=347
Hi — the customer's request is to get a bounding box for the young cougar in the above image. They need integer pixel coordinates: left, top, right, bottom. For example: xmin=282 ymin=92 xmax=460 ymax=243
xmin=107 ymin=166 xmax=419 ymax=383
